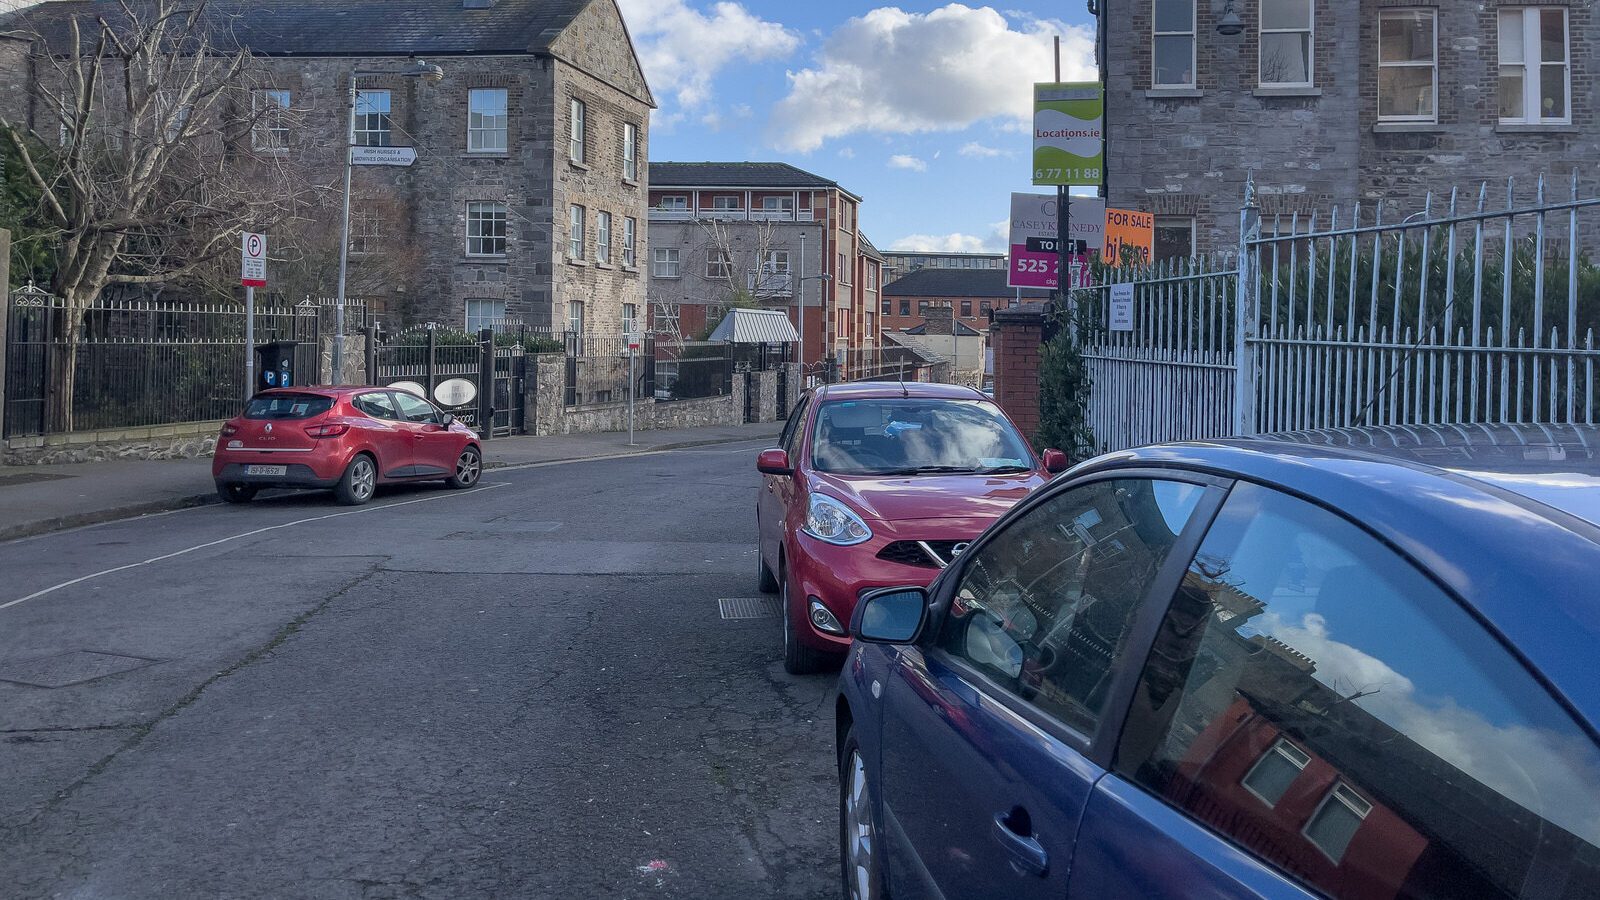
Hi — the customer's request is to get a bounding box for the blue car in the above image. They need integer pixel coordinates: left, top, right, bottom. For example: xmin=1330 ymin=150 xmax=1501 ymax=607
xmin=835 ymin=425 xmax=1600 ymax=900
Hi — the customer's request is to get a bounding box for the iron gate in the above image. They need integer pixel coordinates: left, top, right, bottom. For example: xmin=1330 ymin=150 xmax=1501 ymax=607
xmin=371 ymin=326 xmax=526 ymax=436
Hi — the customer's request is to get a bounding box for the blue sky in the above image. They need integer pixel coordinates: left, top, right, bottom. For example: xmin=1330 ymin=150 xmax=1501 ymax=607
xmin=618 ymin=0 xmax=1099 ymax=253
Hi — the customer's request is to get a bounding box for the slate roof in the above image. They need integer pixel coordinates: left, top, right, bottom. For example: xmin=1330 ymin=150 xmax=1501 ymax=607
xmin=1 ymin=0 xmax=592 ymax=57
xmin=882 ymin=267 xmax=1050 ymax=300
xmin=650 ymin=162 xmax=858 ymax=197
xmin=858 ymin=233 xmax=884 ymax=261
xmin=905 ymin=320 xmax=984 ymax=337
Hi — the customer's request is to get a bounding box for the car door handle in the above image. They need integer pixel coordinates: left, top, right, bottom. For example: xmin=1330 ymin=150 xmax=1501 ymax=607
xmin=992 ymin=811 xmax=1049 ymax=878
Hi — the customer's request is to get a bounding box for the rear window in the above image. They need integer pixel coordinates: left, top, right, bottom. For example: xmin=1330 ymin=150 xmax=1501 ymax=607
xmin=244 ymin=393 xmax=334 ymax=420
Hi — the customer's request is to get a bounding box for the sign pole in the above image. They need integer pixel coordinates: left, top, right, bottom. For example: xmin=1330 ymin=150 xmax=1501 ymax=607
xmin=1053 ymin=37 xmax=1071 ymax=316
xmin=244 ymin=285 xmax=255 ymax=401
xmin=240 ymin=231 xmax=268 ymax=401
xmin=628 ymin=345 xmax=636 ymax=446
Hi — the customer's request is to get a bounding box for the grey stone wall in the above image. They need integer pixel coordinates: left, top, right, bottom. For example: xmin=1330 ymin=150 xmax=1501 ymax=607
xmin=2 ymin=420 xmax=222 ymax=466
xmin=1106 ymin=0 xmax=1600 ymax=254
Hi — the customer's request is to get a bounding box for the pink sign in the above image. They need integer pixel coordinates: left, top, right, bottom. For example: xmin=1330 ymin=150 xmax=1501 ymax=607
xmin=1007 ymin=193 xmax=1104 ymax=290
xmin=1009 ymin=248 xmax=1094 ymax=290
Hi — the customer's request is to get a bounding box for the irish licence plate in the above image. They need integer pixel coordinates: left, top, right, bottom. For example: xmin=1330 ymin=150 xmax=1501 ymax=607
xmin=245 ymin=465 xmax=287 ymax=476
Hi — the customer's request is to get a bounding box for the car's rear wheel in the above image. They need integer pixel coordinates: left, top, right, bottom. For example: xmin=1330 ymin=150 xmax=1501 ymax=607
xmin=447 ymin=446 xmax=482 ymax=489
xmin=757 ymin=534 xmax=779 ymax=594
xmin=334 ymin=454 xmax=377 ymax=505
xmin=782 ymin=559 xmax=836 ymax=675
xmin=218 ymin=483 xmax=257 ymax=504
xmin=839 ymin=727 xmax=887 ymax=900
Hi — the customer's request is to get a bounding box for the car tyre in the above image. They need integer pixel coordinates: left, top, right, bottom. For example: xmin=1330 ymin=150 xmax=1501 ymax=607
xmin=839 ymin=726 xmax=888 ymax=900
xmin=757 ymin=536 xmax=779 ymax=594
xmin=446 ymin=446 xmax=482 ymax=489
xmin=782 ymin=559 xmax=836 ymax=675
xmin=334 ymin=454 xmax=377 ymax=506
xmin=218 ymin=483 xmax=257 ymax=504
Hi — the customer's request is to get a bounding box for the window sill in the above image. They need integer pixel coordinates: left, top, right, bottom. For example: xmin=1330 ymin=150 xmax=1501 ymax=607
xmin=1496 ymin=122 xmax=1578 ymax=134
xmin=595 ymin=261 xmax=614 ymax=270
xmin=463 ymin=151 xmax=509 ymax=159
xmin=568 ymin=159 xmax=590 ymax=172
xmin=1372 ymin=121 xmax=1444 ymax=134
xmin=1145 ymin=87 xmax=1203 ymax=99
xmin=464 ymin=255 xmax=508 ymax=263
xmin=567 ymin=257 xmax=588 ymax=267
xmin=622 ymin=264 xmax=639 ymax=274
xmin=653 ymin=273 xmax=680 ymax=279
xmin=1254 ymin=86 xmax=1321 ymax=98
xmin=622 ymin=177 xmax=640 ymax=188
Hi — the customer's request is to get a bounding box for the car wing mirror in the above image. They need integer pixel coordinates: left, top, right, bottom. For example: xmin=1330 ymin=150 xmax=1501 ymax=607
xmin=1041 ymin=448 xmax=1069 ymax=474
xmin=756 ymin=448 xmax=792 ymax=476
xmin=440 ymin=414 xmax=456 ymax=427
xmin=851 ymin=587 xmax=929 ymax=644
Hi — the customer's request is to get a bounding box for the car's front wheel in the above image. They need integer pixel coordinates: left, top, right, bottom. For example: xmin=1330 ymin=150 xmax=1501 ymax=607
xmin=218 ymin=483 xmax=257 ymax=504
xmin=446 ymin=446 xmax=482 ymax=489
xmin=334 ymin=454 xmax=377 ymax=505
xmin=782 ymin=559 xmax=836 ymax=675
xmin=839 ymin=726 xmax=887 ymax=900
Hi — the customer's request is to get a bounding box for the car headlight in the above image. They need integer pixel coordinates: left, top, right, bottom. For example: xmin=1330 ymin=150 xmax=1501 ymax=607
xmin=803 ymin=494 xmax=873 ymax=546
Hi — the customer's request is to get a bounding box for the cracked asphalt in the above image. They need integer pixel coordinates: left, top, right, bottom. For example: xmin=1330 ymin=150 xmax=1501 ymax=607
xmin=0 ymin=441 xmax=837 ymax=899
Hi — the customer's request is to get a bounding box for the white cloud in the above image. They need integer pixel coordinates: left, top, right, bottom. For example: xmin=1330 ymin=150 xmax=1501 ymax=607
xmin=618 ymin=0 xmax=801 ymax=109
xmin=890 ymin=233 xmax=997 ymax=253
xmin=769 ymin=4 xmax=1095 ymax=152
xmin=837 ymin=147 xmax=856 ymax=159
xmin=960 ymin=141 xmax=1011 ymax=158
xmin=888 ymin=154 xmax=927 ymax=172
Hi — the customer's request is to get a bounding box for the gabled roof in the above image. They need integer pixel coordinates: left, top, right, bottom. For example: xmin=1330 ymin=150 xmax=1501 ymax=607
xmin=650 ymin=162 xmax=858 ymax=198
xmin=905 ymin=320 xmax=984 ymax=336
xmin=2 ymin=0 xmax=592 ymax=57
xmin=706 ymin=307 xmax=799 ymax=344
xmin=882 ymin=267 xmax=1050 ymax=300
xmin=858 ymin=233 xmax=884 ymax=262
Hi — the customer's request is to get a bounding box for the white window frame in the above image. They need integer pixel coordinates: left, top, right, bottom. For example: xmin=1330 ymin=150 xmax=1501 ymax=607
xmin=465 ymin=298 xmax=507 ymax=333
xmin=1303 ymin=782 xmax=1373 ymax=864
xmin=658 ymin=195 xmax=688 ymax=210
xmin=1153 ymin=0 xmax=1197 ymax=89
xmin=623 ymin=302 xmax=639 ymax=337
xmin=1259 ymin=0 xmax=1314 ymax=88
xmin=567 ymin=300 xmax=585 ymax=336
xmin=568 ymin=204 xmax=586 ymax=260
xmin=1155 ymin=215 xmax=1197 ymax=261
xmin=466 ymin=201 xmax=507 ymax=257
xmin=622 ymin=217 xmax=637 ymax=267
xmin=354 ymin=89 xmax=392 ymax=147
xmin=706 ymin=249 xmax=733 ymax=279
xmin=711 ymin=195 xmax=742 ymax=211
xmin=623 ymin=122 xmax=638 ymax=181
xmin=467 ymin=87 xmax=508 ymax=153
xmin=762 ymin=196 xmax=795 ymax=211
xmin=251 ymin=89 xmax=291 ymax=152
xmin=653 ymin=248 xmax=681 ymax=278
xmin=762 ymin=250 xmax=791 ymax=275
xmin=596 ymin=211 xmax=612 ymax=264
xmin=568 ymin=97 xmax=586 ymax=164
xmin=349 ymin=206 xmax=380 ymax=256
xmin=1241 ymin=738 xmax=1311 ymax=807
xmin=1498 ymin=7 xmax=1571 ymax=125
xmin=1377 ymin=9 xmax=1439 ymax=123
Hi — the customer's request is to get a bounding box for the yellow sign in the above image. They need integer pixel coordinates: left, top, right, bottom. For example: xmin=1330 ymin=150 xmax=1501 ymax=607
xmin=1103 ymin=208 xmax=1155 ymax=266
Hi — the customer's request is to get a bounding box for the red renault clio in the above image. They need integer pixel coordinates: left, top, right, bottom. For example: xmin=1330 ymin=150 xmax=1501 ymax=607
xmin=756 ymin=382 xmax=1067 ymax=673
xmin=213 ymin=386 xmax=482 ymax=506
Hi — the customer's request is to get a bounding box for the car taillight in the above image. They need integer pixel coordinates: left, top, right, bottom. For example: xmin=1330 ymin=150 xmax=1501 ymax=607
xmin=305 ymin=423 xmax=349 ymax=438
xmin=220 ymin=423 xmax=239 ymax=436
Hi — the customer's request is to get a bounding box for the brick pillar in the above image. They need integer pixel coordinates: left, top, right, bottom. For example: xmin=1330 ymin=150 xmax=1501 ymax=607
xmin=990 ymin=303 xmax=1046 ymax=441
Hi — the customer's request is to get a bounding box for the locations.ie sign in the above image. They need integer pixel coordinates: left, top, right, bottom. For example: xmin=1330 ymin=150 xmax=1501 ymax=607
xmin=1032 ymin=82 xmax=1104 ymax=188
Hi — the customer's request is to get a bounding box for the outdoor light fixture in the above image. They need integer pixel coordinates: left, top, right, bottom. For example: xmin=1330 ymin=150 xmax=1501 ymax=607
xmin=1216 ymin=0 xmax=1244 ymax=36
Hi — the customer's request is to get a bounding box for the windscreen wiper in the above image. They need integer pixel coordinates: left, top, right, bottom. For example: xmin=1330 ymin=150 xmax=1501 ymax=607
xmin=978 ymin=464 xmax=1034 ymax=474
xmin=883 ymin=465 xmax=982 ymax=475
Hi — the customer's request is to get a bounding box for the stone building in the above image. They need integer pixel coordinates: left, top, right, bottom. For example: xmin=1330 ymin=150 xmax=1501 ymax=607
xmin=1104 ymin=0 xmax=1600 ymax=257
xmin=646 ymin=162 xmax=884 ymax=371
xmin=0 ymin=0 xmax=653 ymax=332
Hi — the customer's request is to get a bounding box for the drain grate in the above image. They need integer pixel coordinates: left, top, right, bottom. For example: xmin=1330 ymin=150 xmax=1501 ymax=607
xmin=0 ymin=650 xmax=159 ymax=688
xmin=718 ymin=597 xmax=782 ymax=620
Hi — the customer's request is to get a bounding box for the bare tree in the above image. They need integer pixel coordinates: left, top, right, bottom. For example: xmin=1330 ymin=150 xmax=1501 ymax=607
xmin=0 ymin=0 xmax=322 ymax=430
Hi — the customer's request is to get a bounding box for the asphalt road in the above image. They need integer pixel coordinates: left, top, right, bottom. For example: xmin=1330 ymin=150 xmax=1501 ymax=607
xmin=0 ymin=441 xmax=838 ymax=899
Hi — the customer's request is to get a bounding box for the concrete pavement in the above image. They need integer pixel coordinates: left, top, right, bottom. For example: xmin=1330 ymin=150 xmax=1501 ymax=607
xmin=0 ymin=423 xmax=782 ymax=544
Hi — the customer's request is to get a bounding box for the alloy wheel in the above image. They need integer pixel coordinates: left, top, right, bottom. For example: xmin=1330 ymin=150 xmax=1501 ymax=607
xmin=843 ymin=748 xmax=875 ymax=900
xmin=456 ymin=450 xmax=481 ymax=485
xmin=351 ymin=457 xmax=376 ymax=501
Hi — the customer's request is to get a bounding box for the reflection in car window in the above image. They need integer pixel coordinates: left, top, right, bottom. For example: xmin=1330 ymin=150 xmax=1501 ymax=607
xmin=354 ymin=393 xmax=399 ymax=421
xmin=780 ymin=394 xmax=811 ymax=458
xmin=393 ymin=392 xmax=439 ymax=424
xmin=245 ymin=393 xmax=333 ymax=420
xmin=1116 ymin=483 xmax=1600 ymax=899
xmin=938 ymin=479 xmax=1204 ymax=735
xmin=810 ymin=399 xmax=1032 ymax=476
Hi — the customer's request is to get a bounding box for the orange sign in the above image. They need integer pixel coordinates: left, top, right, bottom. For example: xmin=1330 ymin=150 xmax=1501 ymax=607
xmin=1103 ymin=208 xmax=1155 ymax=266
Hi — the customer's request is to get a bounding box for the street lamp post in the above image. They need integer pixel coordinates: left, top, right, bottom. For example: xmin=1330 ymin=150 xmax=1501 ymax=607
xmin=334 ymin=60 xmax=444 ymax=382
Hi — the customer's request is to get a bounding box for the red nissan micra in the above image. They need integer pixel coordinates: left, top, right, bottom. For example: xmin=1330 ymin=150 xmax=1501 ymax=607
xmin=213 ymin=386 xmax=482 ymax=506
xmin=756 ymin=382 xmax=1067 ymax=673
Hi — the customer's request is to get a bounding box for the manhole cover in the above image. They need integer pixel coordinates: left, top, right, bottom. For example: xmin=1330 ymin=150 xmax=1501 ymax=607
xmin=0 ymin=472 xmax=74 ymax=488
xmin=718 ymin=597 xmax=782 ymax=620
xmin=0 ymin=651 xmax=159 ymax=688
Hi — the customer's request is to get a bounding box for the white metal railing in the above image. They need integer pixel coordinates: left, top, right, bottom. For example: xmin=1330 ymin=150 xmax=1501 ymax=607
xmin=1071 ymin=172 xmax=1600 ymax=452
xmin=747 ymin=271 xmax=794 ymax=296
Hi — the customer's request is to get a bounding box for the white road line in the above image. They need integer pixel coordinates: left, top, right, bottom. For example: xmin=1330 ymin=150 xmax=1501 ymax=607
xmin=0 ymin=483 xmax=506 ymax=612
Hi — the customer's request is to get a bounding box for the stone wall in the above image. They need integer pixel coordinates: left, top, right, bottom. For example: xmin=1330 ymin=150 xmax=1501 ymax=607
xmin=2 ymin=420 xmax=222 ymax=466
xmin=528 ymin=351 xmax=761 ymax=435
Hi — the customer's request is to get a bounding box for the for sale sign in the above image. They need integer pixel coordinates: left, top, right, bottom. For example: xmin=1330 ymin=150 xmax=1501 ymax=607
xmin=1103 ymin=209 xmax=1155 ymax=267
xmin=241 ymin=232 xmax=266 ymax=287
xmin=1007 ymin=193 xmax=1105 ymax=290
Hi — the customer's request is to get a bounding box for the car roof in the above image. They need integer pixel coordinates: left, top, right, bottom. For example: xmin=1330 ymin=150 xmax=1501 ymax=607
xmin=812 ymin=381 xmax=987 ymax=402
xmin=1074 ymin=424 xmax=1600 ymax=733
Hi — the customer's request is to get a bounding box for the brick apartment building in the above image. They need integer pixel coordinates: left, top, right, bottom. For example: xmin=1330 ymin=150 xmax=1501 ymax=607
xmin=880 ymin=268 xmax=1049 ymax=334
xmin=1105 ymin=0 xmax=1600 ymax=257
xmin=0 ymin=0 xmax=653 ymax=333
xmin=646 ymin=162 xmax=884 ymax=370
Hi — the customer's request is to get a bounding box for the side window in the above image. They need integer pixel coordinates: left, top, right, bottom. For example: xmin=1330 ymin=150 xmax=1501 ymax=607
xmin=354 ymin=392 xmax=398 ymax=420
xmin=780 ymin=395 xmax=811 ymax=458
xmin=938 ymin=478 xmax=1205 ymax=735
xmin=393 ymin=392 xmax=439 ymax=424
xmin=1116 ymin=483 xmax=1600 ymax=899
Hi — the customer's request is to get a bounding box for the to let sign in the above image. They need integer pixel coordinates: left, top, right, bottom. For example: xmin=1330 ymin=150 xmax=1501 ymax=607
xmin=241 ymin=232 xmax=266 ymax=287
xmin=1007 ymin=193 xmax=1105 ymax=290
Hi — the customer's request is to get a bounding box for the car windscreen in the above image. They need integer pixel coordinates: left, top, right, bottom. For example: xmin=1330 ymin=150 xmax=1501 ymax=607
xmin=810 ymin=398 xmax=1033 ymax=476
xmin=244 ymin=393 xmax=335 ymax=420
